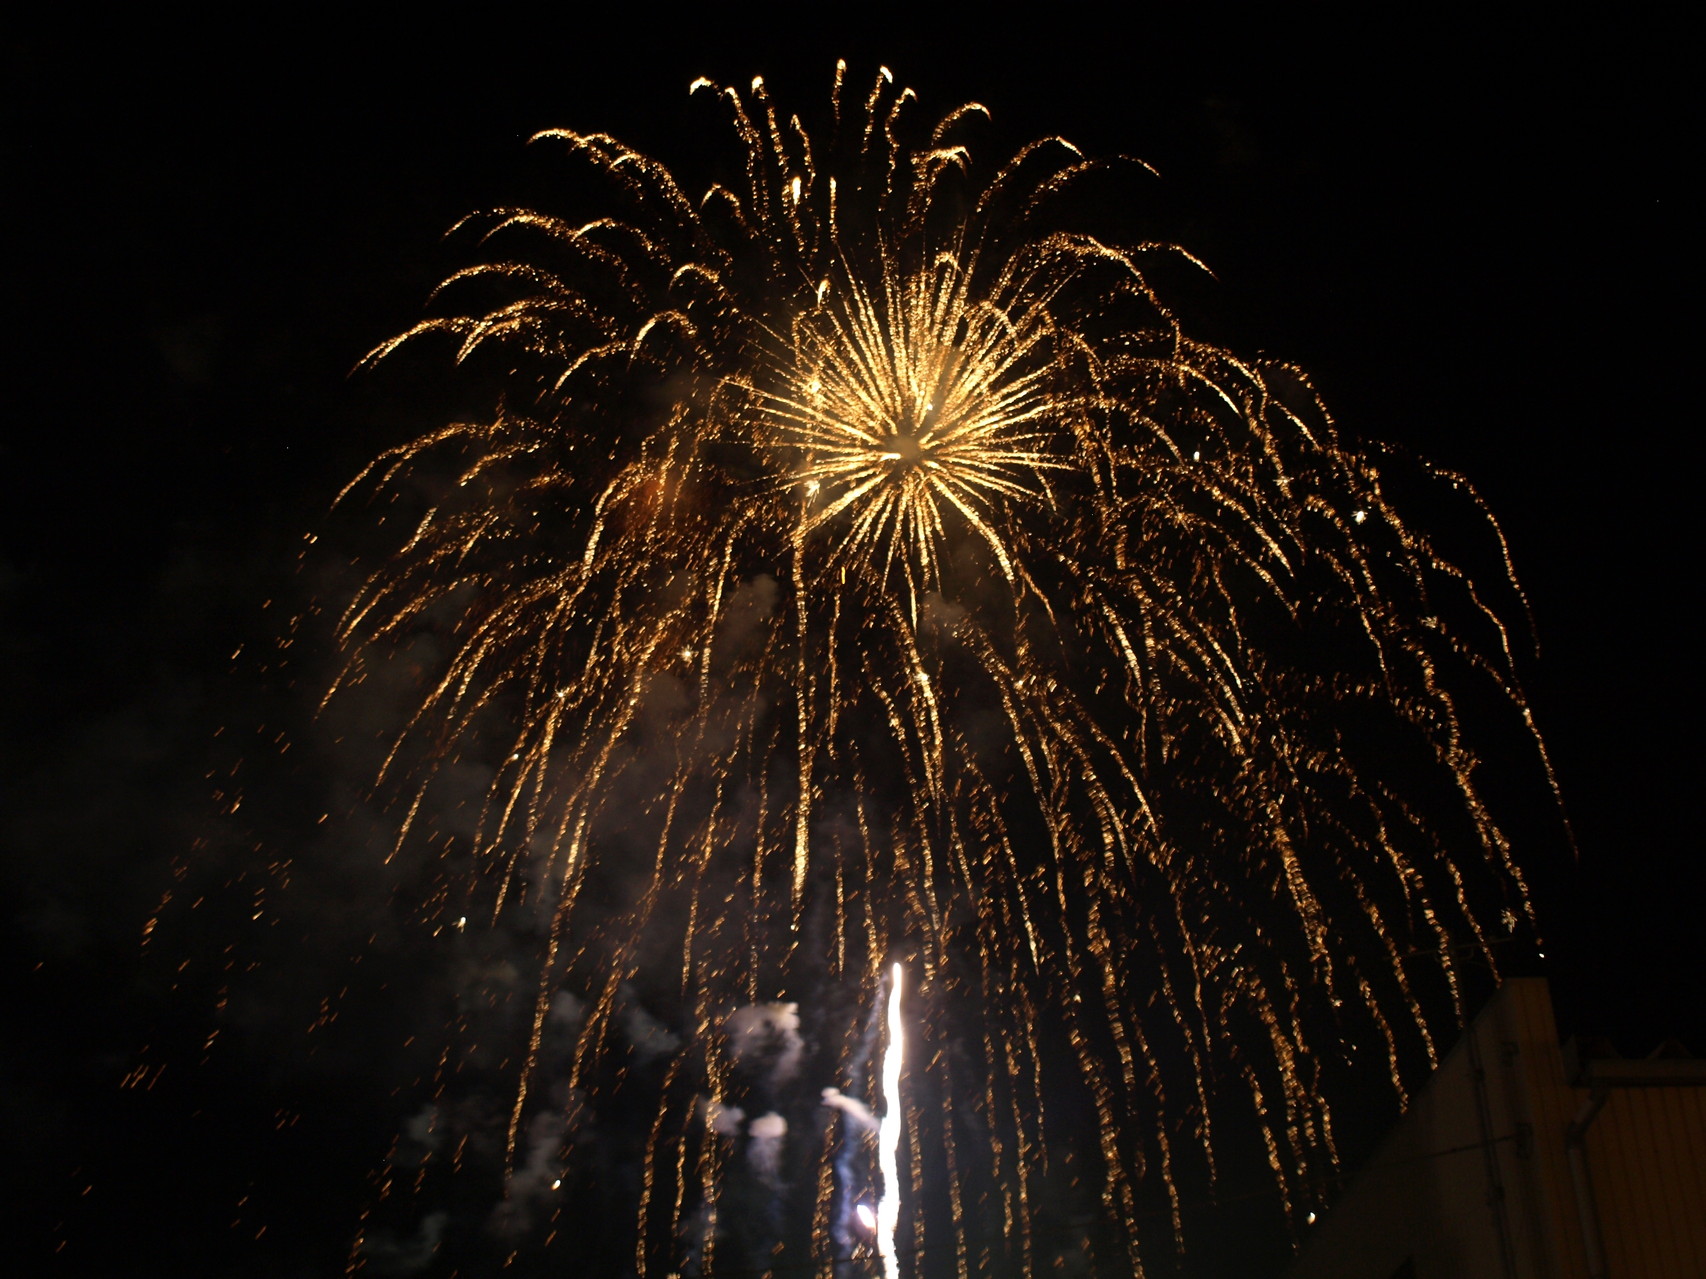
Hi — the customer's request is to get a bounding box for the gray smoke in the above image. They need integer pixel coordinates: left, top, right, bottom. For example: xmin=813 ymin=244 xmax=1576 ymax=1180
xmin=724 ymin=1001 xmax=803 ymax=1089
xmin=359 ymin=1211 xmax=449 ymax=1275
xmin=747 ymin=1111 xmax=788 ymax=1182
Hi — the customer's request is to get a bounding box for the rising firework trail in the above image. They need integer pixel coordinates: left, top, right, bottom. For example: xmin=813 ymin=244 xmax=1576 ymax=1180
xmin=333 ymin=61 xmax=1560 ymax=1276
xmin=877 ymin=963 xmax=905 ymax=1279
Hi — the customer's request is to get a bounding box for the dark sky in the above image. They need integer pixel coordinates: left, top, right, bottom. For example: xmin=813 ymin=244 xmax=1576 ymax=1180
xmin=3 ymin=7 xmax=1688 ymax=1276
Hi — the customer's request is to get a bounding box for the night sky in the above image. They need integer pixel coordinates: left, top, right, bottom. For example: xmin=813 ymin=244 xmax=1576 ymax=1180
xmin=4 ymin=8 xmax=1687 ymax=1276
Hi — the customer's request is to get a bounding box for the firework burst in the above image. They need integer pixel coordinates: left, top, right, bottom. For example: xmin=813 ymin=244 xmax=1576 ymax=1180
xmin=335 ymin=62 xmax=1554 ymax=1276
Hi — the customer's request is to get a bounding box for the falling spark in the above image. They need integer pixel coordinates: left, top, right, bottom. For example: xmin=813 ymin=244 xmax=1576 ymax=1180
xmin=334 ymin=61 xmax=1561 ymax=1275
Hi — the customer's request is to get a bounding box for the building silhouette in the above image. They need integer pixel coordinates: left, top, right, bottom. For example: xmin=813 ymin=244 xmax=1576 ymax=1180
xmin=1285 ymin=977 xmax=1706 ymax=1278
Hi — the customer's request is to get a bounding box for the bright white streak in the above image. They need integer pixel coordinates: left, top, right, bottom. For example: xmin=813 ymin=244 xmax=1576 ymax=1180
xmin=877 ymin=962 xmax=904 ymax=1279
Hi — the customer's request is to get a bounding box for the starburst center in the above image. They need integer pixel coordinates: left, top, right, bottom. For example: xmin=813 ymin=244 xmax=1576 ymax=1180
xmin=881 ymin=432 xmax=929 ymax=468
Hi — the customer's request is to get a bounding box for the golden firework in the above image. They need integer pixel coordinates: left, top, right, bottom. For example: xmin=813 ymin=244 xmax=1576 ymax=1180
xmin=335 ymin=62 xmax=1557 ymax=1276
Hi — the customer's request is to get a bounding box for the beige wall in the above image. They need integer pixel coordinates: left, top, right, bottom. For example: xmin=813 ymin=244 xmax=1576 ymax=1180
xmin=1285 ymin=978 xmax=1706 ymax=1279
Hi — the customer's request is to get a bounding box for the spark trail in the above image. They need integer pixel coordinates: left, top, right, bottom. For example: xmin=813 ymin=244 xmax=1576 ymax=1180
xmin=878 ymin=963 xmax=904 ymax=1279
xmin=333 ymin=61 xmax=1560 ymax=1276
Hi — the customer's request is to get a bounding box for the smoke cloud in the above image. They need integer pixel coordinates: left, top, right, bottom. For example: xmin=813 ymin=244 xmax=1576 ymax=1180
xmin=724 ymin=1001 xmax=803 ymax=1090
xmin=820 ymin=1087 xmax=876 ymax=1132
xmin=360 ymin=1210 xmax=450 ymax=1275
xmin=747 ymin=1110 xmax=788 ymax=1182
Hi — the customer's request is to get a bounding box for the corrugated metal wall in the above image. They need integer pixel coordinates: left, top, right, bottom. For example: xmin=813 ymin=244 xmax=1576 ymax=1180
xmin=1590 ymin=1082 xmax=1706 ymax=1276
xmin=1288 ymin=978 xmax=1706 ymax=1279
xmin=1505 ymin=978 xmax=1706 ymax=1278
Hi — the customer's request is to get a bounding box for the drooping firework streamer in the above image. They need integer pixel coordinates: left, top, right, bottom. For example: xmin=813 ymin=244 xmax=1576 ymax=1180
xmin=333 ymin=60 xmax=1561 ymax=1276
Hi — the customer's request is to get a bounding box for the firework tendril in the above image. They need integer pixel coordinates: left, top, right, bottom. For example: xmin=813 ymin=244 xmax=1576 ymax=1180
xmin=335 ymin=62 xmax=1556 ymax=1276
